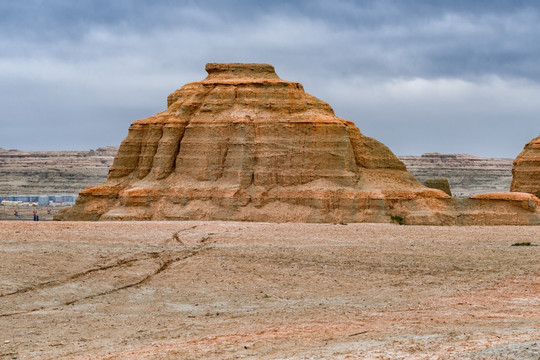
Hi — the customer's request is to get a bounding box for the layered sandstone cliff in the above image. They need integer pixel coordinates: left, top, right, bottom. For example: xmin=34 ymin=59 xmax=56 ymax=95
xmin=511 ymin=135 xmax=540 ymax=198
xmin=56 ymin=63 xmax=540 ymax=225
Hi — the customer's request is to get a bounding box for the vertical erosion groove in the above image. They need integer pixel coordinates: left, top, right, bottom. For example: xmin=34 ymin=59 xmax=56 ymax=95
xmin=109 ymin=124 xmax=148 ymax=179
xmin=138 ymin=124 xmax=164 ymax=179
xmin=155 ymin=124 xmax=186 ymax=179
xmin=173 ymin=85 xmax=218 ymax=173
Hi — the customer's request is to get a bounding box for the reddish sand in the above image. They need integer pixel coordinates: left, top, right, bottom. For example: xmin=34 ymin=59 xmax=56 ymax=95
xmin=0 ymin=221 xmax=539 ymax=359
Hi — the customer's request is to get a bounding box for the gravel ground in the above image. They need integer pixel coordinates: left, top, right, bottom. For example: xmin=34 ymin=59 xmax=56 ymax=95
xmin=0 ymin=221 xmax=538 ymax=359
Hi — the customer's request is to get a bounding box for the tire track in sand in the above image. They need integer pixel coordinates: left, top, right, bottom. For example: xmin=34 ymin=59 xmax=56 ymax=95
xmin=0 ymin=232 xmax=212 ymax=317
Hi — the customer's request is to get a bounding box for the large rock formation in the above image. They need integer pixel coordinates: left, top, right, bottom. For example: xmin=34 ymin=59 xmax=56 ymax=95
xmin=56 ymin=63 xmax=540 ymax=225
xmin=511 ymin=136 xmax=540 ymax=198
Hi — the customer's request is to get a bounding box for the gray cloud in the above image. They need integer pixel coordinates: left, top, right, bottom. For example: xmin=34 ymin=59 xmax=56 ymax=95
xmin=0 ymin=0 xmax=539 ymax=157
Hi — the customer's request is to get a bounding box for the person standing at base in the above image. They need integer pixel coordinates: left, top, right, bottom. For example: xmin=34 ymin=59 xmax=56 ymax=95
xmin=33 ymin=210 xmax=37 ymax=221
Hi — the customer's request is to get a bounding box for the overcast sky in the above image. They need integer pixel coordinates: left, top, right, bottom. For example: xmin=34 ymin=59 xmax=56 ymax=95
xmin=1 ymin=0 xmax=539 ymax=157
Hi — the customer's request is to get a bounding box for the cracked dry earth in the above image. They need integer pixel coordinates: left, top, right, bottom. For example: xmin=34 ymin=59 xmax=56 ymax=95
xmin=0 ymin=222 xmax=539 ymax=359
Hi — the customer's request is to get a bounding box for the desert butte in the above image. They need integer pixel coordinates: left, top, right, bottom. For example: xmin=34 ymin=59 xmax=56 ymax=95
xmin=1 ymin=221 xmax=539 ymax=359
xmin=56 ymin=63 xmax=540 ymax=225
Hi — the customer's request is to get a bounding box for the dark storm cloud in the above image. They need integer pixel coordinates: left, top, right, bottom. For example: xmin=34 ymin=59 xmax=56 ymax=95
xmin=4 ymin=0 xmax=540 ymax=79
xmin=1 ymin=0 xmax=539 ymax=156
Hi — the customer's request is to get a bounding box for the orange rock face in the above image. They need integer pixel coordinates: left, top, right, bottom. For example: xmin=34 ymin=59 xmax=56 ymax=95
xmin=56 ymin=64 xmax=540 ymax=225
xmin=511 ymin=136 xmax=540 ymax=198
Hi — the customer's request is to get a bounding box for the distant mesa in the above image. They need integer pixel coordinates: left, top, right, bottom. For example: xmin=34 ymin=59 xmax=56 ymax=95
xmin=399 ymin=153 xmax=513 ymax=196
xmin=511 ymin=135 xmax=540 ymax=198
xmin=55 ymin=63 xmax=540 ymax=225
xmin=0 ymin=147 xmax=117 ymax=196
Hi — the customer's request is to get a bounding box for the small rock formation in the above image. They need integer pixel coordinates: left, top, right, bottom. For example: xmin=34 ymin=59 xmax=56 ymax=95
xmin=511 ymin=136 xmax=540 ymax=198
xmin=56 ymin=63 xmax=540 ymax=225
xmin=423 ymin=178 xmax=452 ymax=196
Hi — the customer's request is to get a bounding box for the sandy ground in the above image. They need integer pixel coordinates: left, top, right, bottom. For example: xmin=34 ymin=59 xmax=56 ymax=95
xmin=0 ymin=221 xmax=538 ymax=360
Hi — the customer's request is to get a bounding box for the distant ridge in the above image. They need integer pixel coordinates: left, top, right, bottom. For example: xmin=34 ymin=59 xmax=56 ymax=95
xmin=0 ymin=147 xmax=118 ymax=195
xmin=1 ymin=147 xmax=513 ymax=197
xmin=398 ymin=153 xmax=513 ymax=196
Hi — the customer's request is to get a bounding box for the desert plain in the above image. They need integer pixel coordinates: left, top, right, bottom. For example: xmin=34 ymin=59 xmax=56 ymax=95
xmin=0 ymin=221 xmax=538 ymax=359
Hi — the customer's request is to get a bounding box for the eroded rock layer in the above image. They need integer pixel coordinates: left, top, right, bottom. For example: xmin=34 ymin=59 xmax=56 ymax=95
xmin=56 ymin=63 xmax=540 ymax=225
xmin=511 ymin=136 xmax=540 ymax=198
